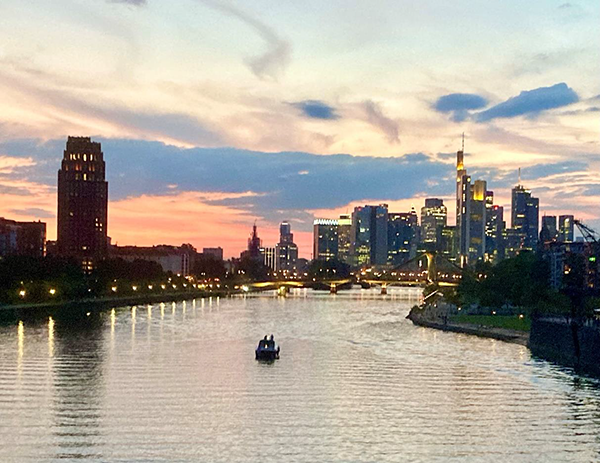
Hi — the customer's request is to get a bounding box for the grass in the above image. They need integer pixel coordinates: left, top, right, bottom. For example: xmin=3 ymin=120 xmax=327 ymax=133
xmin=450 ymin=314 xmax=531 ymax=332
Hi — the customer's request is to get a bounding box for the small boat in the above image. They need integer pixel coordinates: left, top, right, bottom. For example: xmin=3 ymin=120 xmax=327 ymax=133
xmin=255 ymin=336 xmax=280 ymax=361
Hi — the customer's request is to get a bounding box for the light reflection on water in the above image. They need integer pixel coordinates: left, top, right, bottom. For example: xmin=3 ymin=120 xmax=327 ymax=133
xmin=0 ymin=287 xmax=599 ymax=462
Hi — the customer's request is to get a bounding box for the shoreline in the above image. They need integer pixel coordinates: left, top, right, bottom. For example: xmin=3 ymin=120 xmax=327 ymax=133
xmin=407 ymin=314 xmax=529 ymax=346
xmin=0 ymin=290 xmax=233 ymax=313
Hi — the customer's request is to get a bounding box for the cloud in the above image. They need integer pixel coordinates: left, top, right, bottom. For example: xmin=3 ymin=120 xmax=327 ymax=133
xmin=292 ymin=100 xmax=339 ymax=120
xmin=558 ymin=3 xmax=574 ymax=8
xmin=196 ymin=0 xmax=291 ymax=80
xmin=10 ymin=207 xmax=54 ymax=218
xmin=434 ymin=93 xmax=489 ymax=112
xmin=363 ymin=101 xmax=400 ymax=144
xmin=433 ymin=93 xmax=489 ymax=122
xmin=475 ymin=83 xmax=579 ymax=122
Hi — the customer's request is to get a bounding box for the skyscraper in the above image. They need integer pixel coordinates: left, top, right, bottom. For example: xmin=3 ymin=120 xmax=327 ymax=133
xmin=456 ymin=141 xmax=471 ymax=266
xmin=245 ymin=223 xmax=262 ymax=260
xmin=275 ymin=221 xmax=298 ymax=271
xmin=558 ymin=215 xmax=574 ymax=242
xmin=511 ymin=182 xmax=539 ymax=250
xmin=420 ymin=198 xmax=447 ymax=250
xmin=313 ymin=219 xmax=338 ymax=261
xmin=485 ymin=205 xmax=505 ymax=263
xmin=540 ymin=215 xmax=558 ymax=243
xmin=57 ymin=136 xmax=108 ymax=271
xmin=468 ymin=180 xmax=487 ymax=262
xmin=350 ymin=205 xmax=388 ymax=266
xmin=388 ymin=209 xmax=419 ymax=265
xmin=337 ymin=214 xmax=352 ymax=264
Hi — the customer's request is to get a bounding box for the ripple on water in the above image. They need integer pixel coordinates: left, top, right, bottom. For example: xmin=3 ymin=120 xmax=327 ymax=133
xmin=0 ymin=290 xmax=600 ymax=463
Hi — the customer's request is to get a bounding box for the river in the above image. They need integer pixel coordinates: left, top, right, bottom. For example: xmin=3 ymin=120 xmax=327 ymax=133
xmin=1 ymin=287 xmax=599 ymax=462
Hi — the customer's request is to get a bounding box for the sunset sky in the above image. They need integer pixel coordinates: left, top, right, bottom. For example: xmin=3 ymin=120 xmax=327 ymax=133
xmin=0 ymin=0 xmax=598 ymax=258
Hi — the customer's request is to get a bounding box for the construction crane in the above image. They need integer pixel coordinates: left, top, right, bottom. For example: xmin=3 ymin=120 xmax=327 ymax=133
xmin=574 ymin=219 xmax=599 ymax=248
xmin=574 ymin=219 xmax=600 ymax=296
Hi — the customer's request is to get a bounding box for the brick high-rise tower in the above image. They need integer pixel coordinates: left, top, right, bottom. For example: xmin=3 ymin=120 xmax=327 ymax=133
xmin=57 ymin=137 xmax=108 ymax=270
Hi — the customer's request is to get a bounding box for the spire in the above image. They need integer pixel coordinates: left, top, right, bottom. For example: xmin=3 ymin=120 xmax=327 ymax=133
xmin=461 ymin=132 xmax=465 ymax=152
xmin=518 ymin=167 xmax=521 ymax=186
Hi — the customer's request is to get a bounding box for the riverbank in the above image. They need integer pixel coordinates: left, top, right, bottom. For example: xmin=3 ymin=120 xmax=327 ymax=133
xmin=0 ymin=289 xmax=233 ymax=313
xmin=407 ymin=303 xmax=530 ymax=346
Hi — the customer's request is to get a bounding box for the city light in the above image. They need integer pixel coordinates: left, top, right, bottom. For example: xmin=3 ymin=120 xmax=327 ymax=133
xmin=18 ymin=290 xmax=26 ymax=298
xmin=111 ymin=286 xmax=117 ymax=292
xmin=49 ymin=288 xmax=56 ymax=296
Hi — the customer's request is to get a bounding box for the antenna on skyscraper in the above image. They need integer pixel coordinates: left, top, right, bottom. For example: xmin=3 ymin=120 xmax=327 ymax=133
xmin=518 ymin=167 xmax=521 ymax=186
xmin=461 ymin=132 xmax=465 ymax=152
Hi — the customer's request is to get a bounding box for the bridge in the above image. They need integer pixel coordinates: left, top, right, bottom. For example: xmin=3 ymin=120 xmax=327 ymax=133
xmin=242 ymin=252 xmax=465 ymax=295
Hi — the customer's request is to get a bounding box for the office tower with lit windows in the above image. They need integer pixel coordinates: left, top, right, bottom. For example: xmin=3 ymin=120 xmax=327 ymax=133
xmin=456 ymin=144 xmax=471 ymax=265
xmin=57 ymin=136 xmax=108 ymax=270
xmin=313 ymin=219 xmax=339 ymax=261
xmin=468 ymin=180 xmax=487 ymax=262
xmin=441 ymin=225 xmax=458 ymax=261
xmin=388 ymin=209 xmax=419 ymax=265
xmin=337 ymin=214 xmax=352 ymax=264
xmin=420 ymin=199 xmax=447 ymax=251
xmin=350 ymin=205 xmax=388 ymax=266
xmin=558 ymin=215 xmax=574 ymax=243
xmin=485 ymin=204 xmax=505 ymax=263
xmin=511 ymin=182 xmax=539 ymax=250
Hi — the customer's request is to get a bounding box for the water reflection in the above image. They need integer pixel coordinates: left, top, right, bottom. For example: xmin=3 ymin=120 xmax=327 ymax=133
xmin=51 ymin=310 xmax=106 ymax=460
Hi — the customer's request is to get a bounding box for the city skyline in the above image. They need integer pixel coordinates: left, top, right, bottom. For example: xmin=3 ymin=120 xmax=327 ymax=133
xmin=0 ymin=0 xmax=599 ymax=258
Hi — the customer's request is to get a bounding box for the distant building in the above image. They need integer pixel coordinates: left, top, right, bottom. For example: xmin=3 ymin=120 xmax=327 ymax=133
xmin=241 ymin=223 xmax=262 ymax=260
xmin=468 ymin=180 xmax=487 ymax=262
xmin=261 ymin=246 xmax=277 ymax=271
xmin=350 ymin=205 xmax=388 ymax=266
xmin=203 ymin=247 xmax=224 ymax=260
xmin=0 ymin=218 xmax=46 ymax=257
xmin=440 ymin=225 xmax=458 ymax=261
xmin=275 ymin=221 xmax=298 ymax=271
xmin=456 ymin=145 xmax=471 ymax=266
xmin=558 ymin=215 xmax=575 ymax=243
xmin=485 ymin=205 xmax=505 ymax=263
xmin=388 ymin=209 xmax=419 ymax=265
xmin=57 ymin=136 xmax=108 ymax=271
xmin=504 ymin=228 xmax=525 ymax=259
xmin=110 ymin=244 xmax=196 ymax=276
xmin=313 ymin=219 xmax=338 ymax=261
xmin=420 ymin=198 xmax=447 ymax=251
xmin=511 ymin=182 xmax=539 ymax=251
xmin=540 ymin=215 xmax=558 ymax=243
xmin=337 ymin=214 xmax=352 ymax=264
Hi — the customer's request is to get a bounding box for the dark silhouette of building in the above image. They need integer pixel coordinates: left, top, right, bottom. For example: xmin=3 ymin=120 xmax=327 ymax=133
xmin=57 ymin=137 xmax=108 ymax=271
xmin=241 ymin=223 xmax=262 ymax=260
xmin=350 ymin=204 xmax=388 ymax=266
xmin=0 ymin=218 xmax=46 ymax=257
xmin=540 ymin=215 xmax=558 ymax=243
xmin=203 ymin=247 xmax=224 ymax=261
xmin=276 ymin=221 xmax=298 ymax=271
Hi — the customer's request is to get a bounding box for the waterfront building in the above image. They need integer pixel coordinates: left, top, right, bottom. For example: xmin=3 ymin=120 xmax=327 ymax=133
xmin=203 ymin=247 xmax=224 ymax=260
xmin=350 ymin=205 xmax=388 ymax=266
xmin=558 ymin=215 xmax=575 ymax=243
xmin=337 ymin=214 xmax=352 ymax=264
xmin=388 ymin=209 xmax=419 ymax=266
xmin=275 ymin=221 xmax=298 ymax=271
xmin=420 ymin=198 xmax=447 ymax=251
xmin=57 ymin=136 xmax=108 ymax=271
xmin=313 ymin=219 xmax=338 ymax=261
xmin=110 ymin=244 xmax=196 ymax=276
xmin=511 ymin=181 xmax=539 ymax=251
xmin=0 ymin=218 xmax=46 ymax=257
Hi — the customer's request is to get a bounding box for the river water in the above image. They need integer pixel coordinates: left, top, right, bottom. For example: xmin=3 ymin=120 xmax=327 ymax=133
xmin=1 ymin=287 xmax=599 ymax=462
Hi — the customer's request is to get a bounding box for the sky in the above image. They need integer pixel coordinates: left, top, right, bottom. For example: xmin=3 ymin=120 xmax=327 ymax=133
xmin=0 ymin=0 xmax=598 ymax=258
